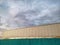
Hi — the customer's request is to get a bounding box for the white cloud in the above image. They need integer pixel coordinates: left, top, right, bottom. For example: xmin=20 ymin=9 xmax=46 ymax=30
xmin=0 ymin=0 xmax=60 ymax=29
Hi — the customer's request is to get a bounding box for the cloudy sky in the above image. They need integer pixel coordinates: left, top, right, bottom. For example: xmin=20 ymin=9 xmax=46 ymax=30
xmin=0 ymin=0 xmax=60 ymax=29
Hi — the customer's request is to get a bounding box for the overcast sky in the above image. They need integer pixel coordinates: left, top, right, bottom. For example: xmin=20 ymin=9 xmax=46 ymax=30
xmin=0 ymin=0 xmax=60 ymax=29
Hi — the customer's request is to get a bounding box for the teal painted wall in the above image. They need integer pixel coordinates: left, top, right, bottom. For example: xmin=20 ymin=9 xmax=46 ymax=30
xmin=0 ymin=38 xmax=60 ymax=45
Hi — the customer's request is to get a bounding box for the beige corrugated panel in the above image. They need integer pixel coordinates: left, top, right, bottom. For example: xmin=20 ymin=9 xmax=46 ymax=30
xmin=1 ymin=24 xmax=60 ymax=39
